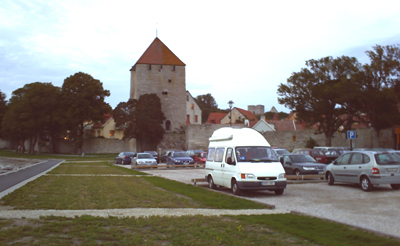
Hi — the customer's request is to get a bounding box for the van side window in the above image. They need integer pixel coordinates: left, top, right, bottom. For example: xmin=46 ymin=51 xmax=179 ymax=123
xmin=225 ymin=148 xmax=234 ymax=163
xmin=207 ymin=148 xmax=215 ymax=161
xmin=214 ymin=148 xmax=225 ymax=162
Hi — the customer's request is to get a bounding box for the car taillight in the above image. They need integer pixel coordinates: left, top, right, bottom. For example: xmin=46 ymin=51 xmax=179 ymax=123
xmin=372 ymin=167 xmax=380 ymax=174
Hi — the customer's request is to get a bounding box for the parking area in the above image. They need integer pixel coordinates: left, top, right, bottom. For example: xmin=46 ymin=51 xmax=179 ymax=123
xmin=134 ymin=166 xmax=400 ymax=239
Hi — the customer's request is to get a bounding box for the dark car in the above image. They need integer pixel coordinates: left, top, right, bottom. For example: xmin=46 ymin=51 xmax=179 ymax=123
xmin=160 ymin=150 xmax=176 ymax=163
xmin=166 ymin=151 xmax=194 ymax=165
xmin=325 ymin=149 xmax=348 ymax=163
xmin=115 ymin=152 xmax=136 ymax=165
xmin=281 ymin=154 xmax=326 ymax=175
xmin=186 ymin=149 xmax=204 ymax=159
xmin=294 ymin=149 xmax=327 ymax=164
xmin=144 ymin=150 xmax=160 ymax=163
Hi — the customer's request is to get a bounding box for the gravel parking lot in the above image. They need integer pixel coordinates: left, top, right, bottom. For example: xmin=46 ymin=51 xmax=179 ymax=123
xmin=140 ymin=167 xmax=400 ymax=239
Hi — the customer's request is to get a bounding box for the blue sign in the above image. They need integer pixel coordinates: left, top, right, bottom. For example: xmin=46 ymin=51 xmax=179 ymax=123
xmin=347 ymin=130 xmax=356 ymax=140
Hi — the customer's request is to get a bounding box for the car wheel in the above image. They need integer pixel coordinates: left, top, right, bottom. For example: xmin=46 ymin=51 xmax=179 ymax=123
xmin=231 ymin=180 xmax=241 ymax=196
xmin=208 ymin=176 xmax=216 ymax=189
xmin=294 ymin=169 xmax=301 ymax=176
xmin=360 ymin=176 xmax=373 ymax=192
xmin=274 ymin=189 xmax=284 ymax=195
xmin=391 ymin=184 xmax=400 ymax=190
xmin=327 ymin=172 xmax=335 ymax=185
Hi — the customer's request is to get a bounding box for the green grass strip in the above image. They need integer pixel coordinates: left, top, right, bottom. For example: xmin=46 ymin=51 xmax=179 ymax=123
xmin=143 ymin=176 xmax=270 ymax=209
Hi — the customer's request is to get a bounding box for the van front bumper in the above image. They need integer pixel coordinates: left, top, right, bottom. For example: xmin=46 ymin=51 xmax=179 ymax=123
xmin=237 ymin=181 xmax=287 ymax=190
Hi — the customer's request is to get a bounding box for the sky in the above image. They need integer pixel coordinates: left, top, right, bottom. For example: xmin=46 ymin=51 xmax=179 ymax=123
xmin=1 ymin=0 xmax=400 ymax=113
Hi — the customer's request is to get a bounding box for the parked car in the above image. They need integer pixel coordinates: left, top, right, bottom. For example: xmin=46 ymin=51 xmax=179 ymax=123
xmin=293 ymin=149 xmax=327 ymax=164
xmin=115 ymin=152 xmax=136 ymax=165
xmin=324 ymin=151 xmax=400 ymax=191
xmin=160 ymin=150 xmax=176 ymax=163
xmin=291 ymin=148 xmax=311 ymax=153
xmin=281 ymin=154 xmax=326 ymax=175
xmin=324 ymin=149 xmax=348 ymax=163
xmin=314 ymin=146 xmax=349 ymax=153
xmin=273 ymin=148 xmax=290 ymax=162
xmin=144 ymin=150 xmax=160 ymax=163
xmin=166 ymin=151 xmax=194 ymax=165
xmin=187 ymin=149 xmax=204 ymax=159
xmin=193 ymin=152 xmax=207 ymax=164
xmin=131 ymin=153 xmax=158 ymax=166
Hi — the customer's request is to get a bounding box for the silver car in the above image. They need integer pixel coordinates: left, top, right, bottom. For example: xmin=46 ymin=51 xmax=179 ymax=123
xmin=131 ymin=153 xmax=157 ymax=167
xmin=325 ymin=151 xmax=400 ymax=191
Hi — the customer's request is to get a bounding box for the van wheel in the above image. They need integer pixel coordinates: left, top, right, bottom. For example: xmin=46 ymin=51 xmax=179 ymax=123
xmin=274 ymin=189 xmax=284 ymax=195
xmin=327 ymin=172 xmax=334 ymax=185
xmin=360 ymin=176 xmax=373 ymax=192
xmin=231 ymin=180 xmax=241 ymax=196
xmin=208 ymin=176 xmax=216 ymax=189
xmin=391 ymin=184 xmax=400 ymax=190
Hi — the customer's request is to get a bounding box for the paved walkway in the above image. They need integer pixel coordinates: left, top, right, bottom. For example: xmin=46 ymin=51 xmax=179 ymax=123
xmin=0 ymin=208 xmax=289 ymax=219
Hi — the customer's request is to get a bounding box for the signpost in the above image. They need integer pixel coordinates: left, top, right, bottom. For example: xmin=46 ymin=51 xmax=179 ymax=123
xmin=347 ymin=130 xmax=356 ymax=151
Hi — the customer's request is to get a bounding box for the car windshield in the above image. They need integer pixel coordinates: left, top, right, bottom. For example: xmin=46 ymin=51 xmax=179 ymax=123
xmin=375 ymin=153 xmax=400 ymax=165
xmin=137 ymin=153 xmax=153 ymax=159
xmin=123 ymin=152 xmax=135 ymax=156
xmin=235 ymin=146 xmax=276 ymax=162
xmin=290 ymin=155 xmax=316 ymax=163
xmin=174 ymin=152 xmax=190 ymax=157
xmin=276 ymin=149 xmax=290 ymax=155
xmin=146 ymin=151 xmax=157 ymax=156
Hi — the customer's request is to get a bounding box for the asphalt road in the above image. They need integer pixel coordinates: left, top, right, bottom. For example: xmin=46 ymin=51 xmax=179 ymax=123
xmin=0 ymin=159 xmax=63 ymax=197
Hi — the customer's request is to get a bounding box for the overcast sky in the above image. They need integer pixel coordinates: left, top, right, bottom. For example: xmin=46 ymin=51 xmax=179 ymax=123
xmin=1 ymin=0 xmax=400 ymax=113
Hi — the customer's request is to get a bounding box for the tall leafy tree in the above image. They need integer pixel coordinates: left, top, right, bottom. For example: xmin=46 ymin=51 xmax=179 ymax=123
xmin=0 ymin=91 xmax=7 ymax=138
xmin=61 ymin=72 xmax=111 ymax=154
xmin=114 ymin=94 xmax=165 ymax=151
xmin=194 ymin=93 xmax=220 ymax=123
xmin=1 ymin=83 xmax=62 ymax=153
xmin=355 ymin=44 xmax=400 ymax=143
xmin=278 ymin=56 xmax=361 ymax=146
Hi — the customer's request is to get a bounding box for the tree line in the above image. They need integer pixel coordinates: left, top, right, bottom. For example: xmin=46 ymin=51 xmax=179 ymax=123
xmin=0 ymin=72 xmax=111 ymax=154
xmin=278 ymin=44 xmax=400 ymax=146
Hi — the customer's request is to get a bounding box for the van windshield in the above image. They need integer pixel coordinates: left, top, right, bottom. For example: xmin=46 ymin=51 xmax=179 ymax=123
xmin=235 ymin=146 xmax=277 ymax=162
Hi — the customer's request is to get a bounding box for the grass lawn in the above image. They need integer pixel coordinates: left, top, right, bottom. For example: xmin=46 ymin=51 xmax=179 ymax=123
xmin=0 ymin=150 xmax=399 ymax=245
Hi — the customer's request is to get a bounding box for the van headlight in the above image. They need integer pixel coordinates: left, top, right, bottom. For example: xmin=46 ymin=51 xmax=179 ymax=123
xmin=240 ymin=173 xmax=255 ymax=179
xmin=303 ymin=167 xmax=316 ymax=170
xmin=279 ymin=173 xmax=286 ymax=179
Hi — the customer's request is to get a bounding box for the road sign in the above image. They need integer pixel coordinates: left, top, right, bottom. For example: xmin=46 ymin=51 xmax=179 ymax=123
xmin=347 ymin=130 xmax=356 ymax=140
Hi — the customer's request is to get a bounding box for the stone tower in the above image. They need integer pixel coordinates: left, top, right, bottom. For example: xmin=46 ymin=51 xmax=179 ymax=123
xmin=130 ymin=37 xmax=186 ymax=131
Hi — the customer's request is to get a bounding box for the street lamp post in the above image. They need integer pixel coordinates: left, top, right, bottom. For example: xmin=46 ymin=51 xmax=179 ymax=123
xmin=346 ymin=70 xmax=352 ymax=151
xmin=228 ymin=100 xmax=234 ymax=127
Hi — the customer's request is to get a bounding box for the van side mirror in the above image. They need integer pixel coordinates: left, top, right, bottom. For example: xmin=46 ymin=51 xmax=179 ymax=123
xmin=227 ymin=157 xmax=236 ymax=165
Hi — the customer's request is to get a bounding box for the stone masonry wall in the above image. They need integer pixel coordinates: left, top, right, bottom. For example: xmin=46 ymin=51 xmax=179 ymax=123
xmin=186 ymin=124 xmax=396 ymax=152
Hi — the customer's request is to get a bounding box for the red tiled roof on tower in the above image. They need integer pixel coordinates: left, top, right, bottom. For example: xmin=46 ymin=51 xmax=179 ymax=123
xmin=134 ymin=37 xmax=185 ymax=66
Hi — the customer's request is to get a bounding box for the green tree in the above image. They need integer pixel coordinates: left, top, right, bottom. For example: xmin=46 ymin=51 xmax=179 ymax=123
xmin=355 ymin=44 xmax=400 ymax=144
xmin=2 ymin=83 xmax=63 ymax=154
xmin=278 ymin=56 xmax=361 ymax=146
xmin=0 ymin=91 xmax=7 ymax=138
xmin=194 ymin=93 xmax=221 ymax=123
xmin=114 ymin=94 xmax=165 ymax=151
xmin=61 ymin=72 xmax=111 ymax=154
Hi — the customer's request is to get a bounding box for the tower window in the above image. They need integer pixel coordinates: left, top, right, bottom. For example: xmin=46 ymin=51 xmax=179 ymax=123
xmin=162 ymin=91 xmax=168 ymax=95
xmin=172 ymin=65 xmax=175 ymax=71
xmin=165 ymin=120 xmax=171 ymax=131
xmin=148 ymin=64 xmax=151 ymax=70
xmin=187 ymin=95 xmax=189 ymax=101
xmin=195 ymin=115 xmax=198 ymax=122
xmin=159 ymin=65 xmax=162 ymax=71
xmin=191 ymin=104 xmax=194 ymax=109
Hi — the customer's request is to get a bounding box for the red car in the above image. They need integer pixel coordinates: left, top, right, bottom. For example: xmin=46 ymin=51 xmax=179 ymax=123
xmin=194 ymin=152 xmax=207 ymax=164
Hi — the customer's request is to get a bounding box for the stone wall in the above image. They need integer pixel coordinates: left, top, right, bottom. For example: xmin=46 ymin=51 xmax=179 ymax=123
xmin=186 ymin=124 xmax=396 ymax=151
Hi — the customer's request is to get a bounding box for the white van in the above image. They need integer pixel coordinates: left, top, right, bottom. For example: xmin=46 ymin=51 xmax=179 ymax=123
xmin=205 ymin=127 xmax=287 ymax=195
